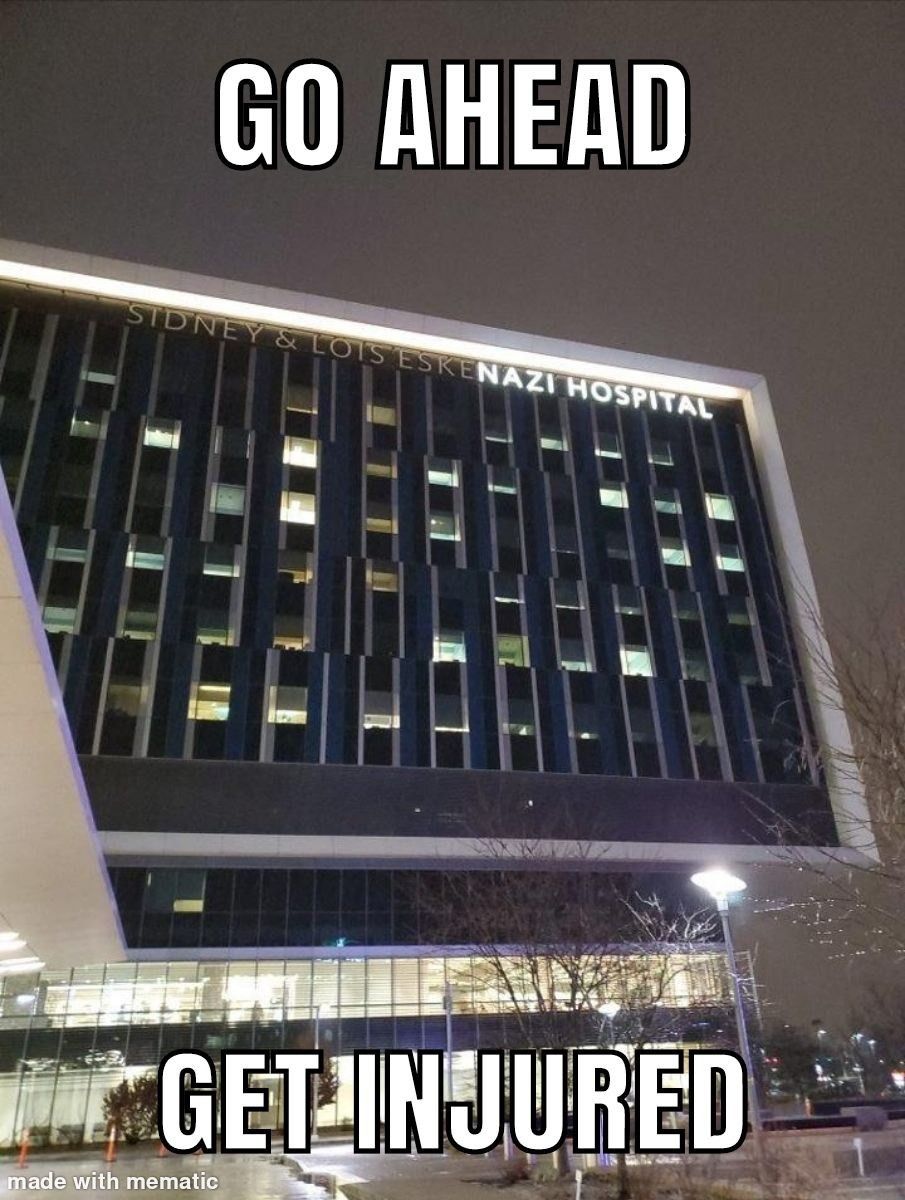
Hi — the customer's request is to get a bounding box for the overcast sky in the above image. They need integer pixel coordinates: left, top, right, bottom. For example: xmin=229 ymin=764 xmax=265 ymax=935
xmin=1 ymin=0 xmax=902 ymax=1026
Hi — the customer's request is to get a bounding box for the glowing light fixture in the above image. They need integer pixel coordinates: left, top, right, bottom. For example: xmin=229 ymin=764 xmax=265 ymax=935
xmin=0 ymin=258 xmax=743 ymax=403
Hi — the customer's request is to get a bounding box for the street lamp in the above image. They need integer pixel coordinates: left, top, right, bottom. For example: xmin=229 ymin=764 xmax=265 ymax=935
xmin=691 ymin=868 xmax=761 ymax=1133
xmin=598 ymin=999 xmax=621 ymax=1044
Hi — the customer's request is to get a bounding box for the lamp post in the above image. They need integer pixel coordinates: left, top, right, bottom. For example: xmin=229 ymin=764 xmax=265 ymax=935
xmin=443 ymin=980 xmax=454 ymax=1102
xmin=691 ymin=868 xmax=761 ymax=1133
xmin=598 ymin=1000 xmax=621 ymax=1045
xmin=311 ymin=1004 xmax=321 ymax=1141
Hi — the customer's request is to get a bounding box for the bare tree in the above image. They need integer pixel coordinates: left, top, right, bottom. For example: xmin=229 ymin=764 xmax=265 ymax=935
xmin=754 ymin=593 xmax=905 ymax=959
xmin=417 ymin=821 xmax=723 ymax=1191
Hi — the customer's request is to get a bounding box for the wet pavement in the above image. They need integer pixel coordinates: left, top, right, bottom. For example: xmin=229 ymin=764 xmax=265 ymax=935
xmin=0 ymin=1148 xmax=324 ymax=1199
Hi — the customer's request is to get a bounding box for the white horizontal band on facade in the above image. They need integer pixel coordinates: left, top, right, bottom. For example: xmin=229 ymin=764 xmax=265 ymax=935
xmin=0 ymin=246 xmax=750 ymax=401
xmin=99 ymin=830 xmax=867 ymax=868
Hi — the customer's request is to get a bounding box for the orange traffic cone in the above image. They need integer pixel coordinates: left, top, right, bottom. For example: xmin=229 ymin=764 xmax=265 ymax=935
xmin=17 ymin=1127 xmax=30 ymax=1168
xmin=105 ymin=1124 xmax=118 ymax=1163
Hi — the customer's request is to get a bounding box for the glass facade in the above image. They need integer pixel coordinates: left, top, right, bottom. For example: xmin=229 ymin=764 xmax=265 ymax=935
xmin=0 ymin=288 xmax=821 ymax=788
xmin=0 ymin=950 xmax=732 ymax=1147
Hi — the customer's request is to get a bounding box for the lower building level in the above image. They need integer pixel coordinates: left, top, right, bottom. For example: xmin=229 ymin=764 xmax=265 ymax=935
xmin=0 ymin=948 xmax=739 ymax=1147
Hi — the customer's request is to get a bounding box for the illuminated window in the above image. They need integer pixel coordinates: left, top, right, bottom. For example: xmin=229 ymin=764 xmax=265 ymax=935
xmin=366 ymin=450 xmax=396 ymax=478
xmin=504 ymin=698 xmax=536 ymax=737
xmin=268 ymin=685 xmax=307 ymax=725
xmin=661 ymin=538 xmax=690 ymax=567
xmin=126 ymin=537 xmax=165 ymax=571
xmin=49 ymin=531 xmax=89 ymax=563
xmin=82 ymin=369 xmax=116 ymax=386
xmin=146 ymin=869 xmax=205 ymax=915
xmin=429 ymin=512 xmax=459 ymax=541
xmin=428 ymin=459 xmax=458 ymax=487
xmin=105 ymin=681 xmax=141 ymax=719
xmin=599 ymin=484 xmax=628 ymax=508
xmin=204 ymin=545 xmax=240 ymax=578
xmin=273 ymin=629 xmax=309 ymax=652
xmin=363 ymin=691 xmax=398 ymax=730
xmin=210 ymin=483 xmax=246 ymax=516
xmin=189 ymin=683 xmax=231 ymax=721
xmin=366 ymin=502 xmax=396 ymax=534
xmin=540 ymin=435 xmax=567 ymax=452
xmin=367 ymin=562 xmax=399 ymax=592
xmin=653 ymin=488 xmax=681 ymax=514
xmin=144 ymin=419 xmax=180 ymax=451
xmin=488 ymin=467 xmax=517 ymax=494
xmin=122 ymin=607 xmax=158 ymax=639
xmin=620 ymin=646 xmax=654 ymax=677
xmin=497 ymin=634 xmax=529 ymax=668
xmin=368 ymin=401 xmax=397 ymax=427
xmin=706 ymin=493 xmax=735 ymax=521
xmin=283 ymin=436 xmax=318 ymax=468
xmin=596 ymin=432 xmax=622 ymax=458
xmin=649 ymin=439 xmax=673 ymax=466
xmin=689 ymin=710 xmax=718 ymax=747
xmin=43 ymin=606 xmax=77 ymax=634
xmin=280 ymin=490 xmax=316 ymax=525
xmin=277 ymin=549 xmax=312 ymax=584
xmin=433 ymin=630 xmax=466 ymax=662
xmin=196 ymin=614 xmax=230 ymax=646
xmin=717 ymin=544 xmax=745 ymax=572
xmin=70 ymin=412 xmax=103 ymax=439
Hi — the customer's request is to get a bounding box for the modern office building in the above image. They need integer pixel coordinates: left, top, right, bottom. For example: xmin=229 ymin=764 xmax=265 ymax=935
xmin=0 ymin=241 xmax=866 ymax=1143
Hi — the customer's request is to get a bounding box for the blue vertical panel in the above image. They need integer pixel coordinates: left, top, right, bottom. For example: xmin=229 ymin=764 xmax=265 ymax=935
xmin=116 ymin=325 xmax=157 ymax=415
xmin=397 ymin=656 xmax=419 ymax=765
xmin=90 ymin=530 xmax=128 ymax=638
xmin=586 ymin=577 xmax=619 ymax=677
xmin=653 ymin=678 xmax=693 ymax=778
xmin=509 ymin=389 xmax=538 ymax=473
xmin=396 ymin=452 xmax=416 ymax=565
xmin=465 ymin=567 xmax=493 ymax=768
xmin=537 ymin=668 xmax=570 ymax=772
xmin=626 ymin=478 xmax=660 ymax=587
xmin=304 ymin=652 xmax=326 ymax=762
xmin=717 ymin=679 xmax=759 ymax=781
xmin=160 ymin=532 xmax=189 ymax=644
xmin=244 ymin=424 xmax=282 ymax=651
xmin=167 ymin=340 xmax=219 ymax=542
xmin=520 ymin=469 xmax=553 ymax=579
xmin=59 ymin=634 xmax=96 ymax=747
xmin=400 ymin=371 xmax=428 ymax=457
xmin=226 ymin=647 xmax=251 ymax=759
xmin=165 ymin=644 xmax=195 ymax=758
xmin=16 ymin=320 xmax=82 ymax=527
xmin=323 ymin=651 xmax=347 ymax=763
xmin=460 ymin=460 xmax=492 ymax=572
xmin=523 ymin=573 xmax=555 ymax=671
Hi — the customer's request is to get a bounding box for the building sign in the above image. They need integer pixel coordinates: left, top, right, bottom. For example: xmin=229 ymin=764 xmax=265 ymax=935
xmin=1 ymin=281 xmax=718 ymax=419
xmin=123 ymin=303 xmax=717 ymax=420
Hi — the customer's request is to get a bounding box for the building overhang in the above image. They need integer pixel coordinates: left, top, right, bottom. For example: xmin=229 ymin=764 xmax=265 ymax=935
xmin=0 ymin=473 xmax=123 ymax=969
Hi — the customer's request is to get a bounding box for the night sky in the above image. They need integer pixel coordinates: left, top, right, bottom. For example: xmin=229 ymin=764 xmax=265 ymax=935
xmin=2 ymin=0 xmax=903 ymax=1027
